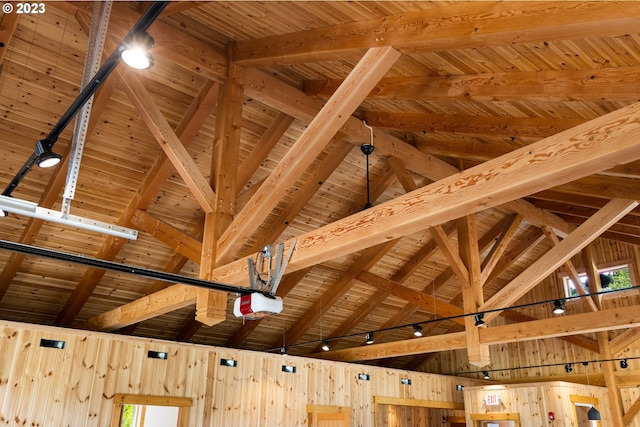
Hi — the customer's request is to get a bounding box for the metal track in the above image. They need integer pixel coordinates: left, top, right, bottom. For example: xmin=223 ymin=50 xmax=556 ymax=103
xmin=0 ymin=239 xmax=260 ymax=296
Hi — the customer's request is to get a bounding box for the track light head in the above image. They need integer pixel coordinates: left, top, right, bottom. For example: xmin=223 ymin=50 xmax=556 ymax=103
xmin=482 ymin=371 xmax=490 ymax=380
xmin=564 ymin=364 xmax=573 ymax=373
xmin=121 ymin=32 xmax=155 ymax=69
xmin=321 ymin=340 xmax=330 ymax=352
xmin=412 ymin=324 xmax=423 ymax=337
xmin=552 ymin=299 xmax=566 ymax=314
xmin=474 ymin=313 xmax=485 ymax=327
xmin=365 ymin=332 xmax=374 ymax=345
xmin=620 ymin=359 xmax=628 ymax=369
xmin=280 ymin=346 xmax=288 ymax=356
xmin=34 ymin=140 xmax=62 ymax=168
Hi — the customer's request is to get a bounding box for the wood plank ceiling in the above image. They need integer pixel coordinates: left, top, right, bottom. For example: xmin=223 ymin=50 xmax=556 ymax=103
xmin=1 ymin=1 xmax=640 ymax=371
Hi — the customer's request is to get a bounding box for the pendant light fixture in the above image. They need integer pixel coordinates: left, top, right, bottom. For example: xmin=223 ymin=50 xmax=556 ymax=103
xmin=361 ymin=121 xmax=374 ymax=210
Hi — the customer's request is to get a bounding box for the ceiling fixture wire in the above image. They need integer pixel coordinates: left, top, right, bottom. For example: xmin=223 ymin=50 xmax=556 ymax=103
xmin=361 ymin=120 xmax=375 ymax=210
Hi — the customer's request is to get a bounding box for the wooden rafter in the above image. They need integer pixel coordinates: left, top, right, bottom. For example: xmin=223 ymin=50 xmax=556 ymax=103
xmin=216 ymin=46 xmax=401 ymax=263
xmin=482 ymin=199 xmax=637 ymax=319
xmin=303 ymin=66 xmax=640 ymax=103
xmin=232 ymin=2 xmax=640 ymax=65
xmin=318 ymin=304 xmax=640 ymax=362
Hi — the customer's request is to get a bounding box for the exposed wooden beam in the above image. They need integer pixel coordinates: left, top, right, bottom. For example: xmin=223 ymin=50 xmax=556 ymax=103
xmin=623 ymin=395 xmax=640 ymax=425
xmin=233 ymin=2 xmax=640 ymax=65
xmin=480 ymin=214 xmax=522 ymax=285
xmin=482 ymin=199 xmax=637 ymax=319
xmin=363 ymin=112 xmax=585 ymax=139
xmin=131 ymin=210 xmax=202 ymax=264
xmin=610 ymin=327 xmax=640 ymax=355
xmin=541 ymin=226 xmax=599 ymax=312
xmin=430 ymin=225 xmax=469 ymax=288
xmin=458 ymin=214 xmax=490 ymax=367
xmin=303 ymin=66 xmax=640 ymax=103
xmin=115 ymin=65 xmax=217 ymax=214
xmin=243 ymin=64 xmax=587 ymax=243
xmin=216 ymin=47 xmax=401 ymax=262
xmin=81 ymin=285 xmax=199 ymax=332
xmin=317 ymin=304 xmax=640 ymax=362
xmin=212 ymin=101 xmax=640 ymax=287
xmin=355 ymin=270 xmax=466 ymax=324
xmin=598 ymin=331 xmax=625 ymax=426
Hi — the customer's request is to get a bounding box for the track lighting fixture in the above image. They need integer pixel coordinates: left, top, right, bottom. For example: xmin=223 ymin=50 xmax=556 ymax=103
xmin=121 ymin=31 xmax=155 ymax=69
xmin=321 ymin=340 xmax=330 ymax=352
xmin=2 ymin=2 xmax=168 ymax=198
xmin=552 ymin=299 xmax=566 ymax=314
xmin=620 ymin=359 xmax=628 ymax=369
xmin=34 ymin=140 xmax=62 ymax=168
xmin=412 ymin=324 xmax=423 ymax=337
xmin=483 ymin=371 xmax=490 ymax=379
xmin=280 ymin=346 xmax=288 ymax=356
xmin=365 ymin=332 xmax=375 ymax=345
xmin=474 ymin=313 xmax=485 ymax=327
xmin=564 ymin=364 xmax=573 ymax=373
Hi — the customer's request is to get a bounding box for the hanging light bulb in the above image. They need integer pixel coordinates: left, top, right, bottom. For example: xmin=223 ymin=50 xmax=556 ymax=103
xmin=321 ymin=340 xmax=330 ymax=352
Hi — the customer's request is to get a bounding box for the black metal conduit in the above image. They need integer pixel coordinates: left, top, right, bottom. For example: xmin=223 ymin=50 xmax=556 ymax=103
xmin=0 ymin=239 xmax=262 ymax=296
xmin=2 ymin=1 xmax=170 ymax=197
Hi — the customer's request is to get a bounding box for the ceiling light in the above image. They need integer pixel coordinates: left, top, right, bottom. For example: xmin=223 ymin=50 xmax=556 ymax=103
xmin=121 ymin=32 xmax=155 ymax=69
xmin=552 ymin=299 xmax=566 ymax=314
xmin=483 ymin=371 xmax=490 ymax=380
xmin=587 ymin=406 xmax=601 ymax=421
xmin=36 ymin=150 xmax=62 ymax=168
xmin=321 ymin=340 xmax=330 ymax=352
xmin=620 ymin=359 xmax=628 ymax=369
xmin=34 ymin=140 xmax=62 ymax=168
xmin=280 ymin=346 xmax=288 ymax=356
xmin=474 ymin=313 xmax=485 ymax=327
xmin=565 ymin=364 xmax=573 ymax=373
xmin=412 ymin=324 xmax=423 ymax=337
xmin=365 ymin=332 xmax=374 ymax=345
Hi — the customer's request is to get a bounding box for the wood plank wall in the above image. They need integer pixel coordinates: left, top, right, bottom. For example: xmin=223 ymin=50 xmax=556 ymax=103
xmin=0 ymin=321 xmax=479 ymax=427
xmin=464 ymin=382 xmax=612 ymax=426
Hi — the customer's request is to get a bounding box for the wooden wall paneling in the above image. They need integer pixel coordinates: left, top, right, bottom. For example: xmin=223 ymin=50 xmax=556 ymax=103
xmin=61 ymin=334 xmax=99 ymax=425
xmin=621 ymin=387 xmax=640 ymax=427
xmin=0 ymin=321 xmax=488 ymax=426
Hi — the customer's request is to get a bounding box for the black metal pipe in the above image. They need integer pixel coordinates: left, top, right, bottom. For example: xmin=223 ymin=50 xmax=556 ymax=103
xmin=2 ymin=1 xmax=169 ymax=197
xmin=0 ymin=239 xmax=262 ymax=296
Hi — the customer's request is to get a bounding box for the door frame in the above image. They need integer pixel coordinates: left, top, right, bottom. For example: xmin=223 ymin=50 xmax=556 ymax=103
xmin=307 ymin=404 xmax=351 ymax=426
xmin=373 ymin=396 xmax=464 ymax=427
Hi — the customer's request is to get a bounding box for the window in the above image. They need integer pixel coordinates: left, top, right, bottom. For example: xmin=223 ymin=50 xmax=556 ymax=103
xmin=562 ymin=263 xmax=633 ymax=298
xmin=111 ymin=394 xmax=192 ymax=427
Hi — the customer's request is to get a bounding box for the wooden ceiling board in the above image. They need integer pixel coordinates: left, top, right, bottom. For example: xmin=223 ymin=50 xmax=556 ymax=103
xmin=1 ymin=1 xmax=640 ymax=375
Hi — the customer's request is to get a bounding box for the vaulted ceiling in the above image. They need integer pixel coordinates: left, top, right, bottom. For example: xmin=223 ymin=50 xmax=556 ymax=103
xmin=1 ymin=1 xmax=640 ymax=371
